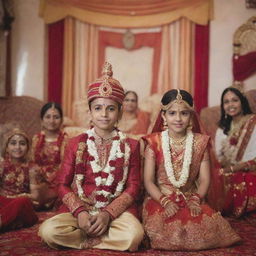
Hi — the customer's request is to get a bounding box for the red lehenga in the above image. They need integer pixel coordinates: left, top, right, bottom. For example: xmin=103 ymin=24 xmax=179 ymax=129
xmin=142 ymin=132 xmax=241 ymax=251
xmin=0 ymin=158 xmax=38 ymax=231
xmin=213 ymin=114 xmax=256 ymax=217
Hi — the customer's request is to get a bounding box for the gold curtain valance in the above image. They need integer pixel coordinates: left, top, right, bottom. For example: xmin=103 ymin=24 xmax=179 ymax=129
xmin=39 ymin=0 xmax=213 ymax=27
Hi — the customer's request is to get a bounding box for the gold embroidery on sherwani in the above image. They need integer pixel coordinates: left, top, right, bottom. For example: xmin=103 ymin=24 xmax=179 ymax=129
xmin=104 ymin=192 xmax=133 ymax=218
xmin=62 ymin=192 xmax=92 ymax=213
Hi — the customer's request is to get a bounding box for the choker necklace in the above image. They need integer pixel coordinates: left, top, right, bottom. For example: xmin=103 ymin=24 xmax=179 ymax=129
xmin=169 ymin=135 xmax=187 ymax=146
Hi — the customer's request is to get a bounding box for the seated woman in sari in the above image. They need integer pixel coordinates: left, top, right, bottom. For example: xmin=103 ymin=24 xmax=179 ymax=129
xmin=0 ymin=128 xmax=38 ymax=232
xmin=118 ymin=91 xmax=150 ymax=138
xmin=214 ymin=86 xmax=256 ymax=217
xmin=30 ymin=102 xmax=68 ymax=209
xmin=142 ymin=89 xmax=241 ymax=250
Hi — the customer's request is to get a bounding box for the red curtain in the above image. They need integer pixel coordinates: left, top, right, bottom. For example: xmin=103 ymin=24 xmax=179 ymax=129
xmin=233 ymin=52 xmax=256 ymax=82
xmin=48 ymin=20 xmax=64 ymax=104
xmin=194 ymin=23 xmax=209 ymax=113
xmin=98 ymin=31 xmax=162 ymax=94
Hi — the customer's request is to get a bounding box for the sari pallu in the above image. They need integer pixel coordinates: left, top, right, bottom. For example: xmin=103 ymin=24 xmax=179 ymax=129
xmin=142 ymin=132 xmax=241 ymax=250
xmin=215 ymin=114 xmax=256 ymax=217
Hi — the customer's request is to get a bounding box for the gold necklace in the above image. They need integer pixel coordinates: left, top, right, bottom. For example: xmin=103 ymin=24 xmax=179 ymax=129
xmin=169 ymin=135 xmax=187 ymax=146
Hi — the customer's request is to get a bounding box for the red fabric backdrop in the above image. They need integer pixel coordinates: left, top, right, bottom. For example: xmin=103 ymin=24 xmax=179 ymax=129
xmin=47 ymin=20 xmax=64 ymax=104
xmin=233 ymin=52 xmax=256 ymax=82
xmin=194 ymin=23 xmax=209 ymax=113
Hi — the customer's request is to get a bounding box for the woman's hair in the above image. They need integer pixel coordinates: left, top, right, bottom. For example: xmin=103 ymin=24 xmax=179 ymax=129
xmin=124 ymin=91 xmax=138 ymax=102
xmin=218 ymin=87 xmax=252 ymax=134
xmin=161 ymin=89 xmax=193 ymax=112
xmin=40 ymin=102 xmax=63 ymax=120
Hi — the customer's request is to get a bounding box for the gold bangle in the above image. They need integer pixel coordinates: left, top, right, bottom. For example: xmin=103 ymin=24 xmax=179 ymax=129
xmin=163 ymin=199 xmax=172 ymax=208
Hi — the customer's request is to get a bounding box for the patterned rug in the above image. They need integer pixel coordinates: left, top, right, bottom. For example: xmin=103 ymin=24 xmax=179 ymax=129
xmin=1 ymin=212 xmax=256 ymax=256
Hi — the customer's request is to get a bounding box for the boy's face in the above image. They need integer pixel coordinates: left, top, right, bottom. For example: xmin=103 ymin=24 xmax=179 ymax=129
xmin=90 ymin=98 xmax=120 ymax=132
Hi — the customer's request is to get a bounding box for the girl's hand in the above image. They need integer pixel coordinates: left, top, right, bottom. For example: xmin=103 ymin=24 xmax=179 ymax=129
xmin=164 ymin=201 xmax=179 ymax=218
xmin=187 ymin=203 xmax=201 ymax=217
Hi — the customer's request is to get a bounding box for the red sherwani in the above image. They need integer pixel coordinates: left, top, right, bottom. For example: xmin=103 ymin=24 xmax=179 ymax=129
xmin=57 ymin=133 xmax=141 ymax=219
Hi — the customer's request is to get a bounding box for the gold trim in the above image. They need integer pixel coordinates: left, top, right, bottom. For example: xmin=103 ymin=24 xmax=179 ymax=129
xmin=39 ymin=0 xmax=213 ymax=27
xmin=233 ymin=16 xmax=256 ymax=56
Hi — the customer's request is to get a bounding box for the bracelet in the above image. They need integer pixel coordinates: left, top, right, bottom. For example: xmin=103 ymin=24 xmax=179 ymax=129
xmin=162 ymin=199 xmax=171 ymax=208
xmin=188 ymin=193 xmax=201 ymax=204
xmin=159 ymin=195 xmax=171 ymax=208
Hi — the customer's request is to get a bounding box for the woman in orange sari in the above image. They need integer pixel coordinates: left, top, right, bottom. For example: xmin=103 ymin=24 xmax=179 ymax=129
xmin=214 ymin=86 xmax=256 ymax=217
xmin=142 ymin=89 xmax=240 ymax=250
xmin=118 ymin=91 xmax=150 ymax=138
xmin=0 ymin=128 xmax=38 ymax=232
xmin=30 ymin=102 xmax=68 ymax=209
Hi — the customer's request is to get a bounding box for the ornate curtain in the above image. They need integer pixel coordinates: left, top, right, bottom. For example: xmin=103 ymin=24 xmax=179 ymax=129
xmin=44 ymin=0 xmax=212 ymax=122
xmin=40 ymin=0 xmax=213 ymax=27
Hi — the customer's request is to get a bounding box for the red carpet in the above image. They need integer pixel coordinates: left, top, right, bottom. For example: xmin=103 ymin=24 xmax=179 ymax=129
xmin=1 ymin=212 xmax=256 ymax=256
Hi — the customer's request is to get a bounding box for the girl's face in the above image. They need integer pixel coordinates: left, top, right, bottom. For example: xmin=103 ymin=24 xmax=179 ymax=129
xmin=41 ymin=107 xmax=62 ymax=132
xmin=223 ymin=91 xmax=242 ymax=118
xmin=90 ymin=98 xmax=120 ymax=133
xmin=123 ymin=93 xmax=138 ymax=113
xmin=161 ymin=102 xmax=191 ymax=136
xmin=6 ymin=134 xmax=28 ymax=161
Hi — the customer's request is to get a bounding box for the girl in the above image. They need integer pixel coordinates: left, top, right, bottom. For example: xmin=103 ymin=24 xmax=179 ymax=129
xmin=142 ymin=89 xmax=241 ymax=250
xmin=30 ymin=102 xmax=68 ymax=208
xmin=0 ymin=128 xmax=38 ymax=231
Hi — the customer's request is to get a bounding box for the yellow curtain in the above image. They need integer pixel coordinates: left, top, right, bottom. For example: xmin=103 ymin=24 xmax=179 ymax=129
xmin=62 ymin=18 xmax=99 ymax=124
xmin=62 ymin=17 xmax=75 ymax=118
xmin=39 ymin=0 xmax=213 ymax=27
xmin=157 ymin=19 xmax=195 ymax=95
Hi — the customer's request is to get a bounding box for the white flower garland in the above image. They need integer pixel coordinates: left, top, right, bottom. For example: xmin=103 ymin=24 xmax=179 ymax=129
xmin=76 ymin=128 xmax=131 ymax=212
xmin=161 ymin=130 xmax=193 ymax=188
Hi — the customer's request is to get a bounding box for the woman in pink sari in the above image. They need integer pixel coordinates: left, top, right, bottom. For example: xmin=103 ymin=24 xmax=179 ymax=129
xmin=142 ymin=89 xmax=240 ymax=250
xmin=214 ymin=86 xmax=256 ymax=217
xmin=0 ymin=128 xmax=38 ymax=232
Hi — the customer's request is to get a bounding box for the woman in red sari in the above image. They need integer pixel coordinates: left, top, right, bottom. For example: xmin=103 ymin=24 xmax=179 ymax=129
xmin=30 ymin=102 xmax=68 ymax=209
xmin=118 ymin=91 xmax=150 ymax=138
xmin=0 ymin=128 xmax=38 ymax=232
xmin=214 ymin=86 xmax=256 ymax=217
xmin=142 ymin=89 xmax=241 ymax=250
